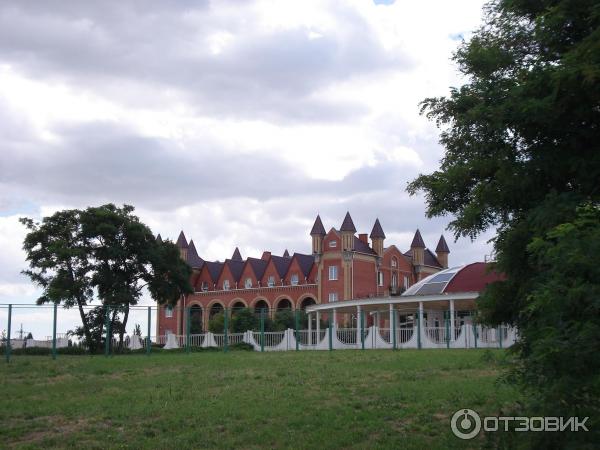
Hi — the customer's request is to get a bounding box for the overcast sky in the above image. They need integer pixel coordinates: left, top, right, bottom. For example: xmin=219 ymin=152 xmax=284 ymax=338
xmin=0 ymin=0 xmax=494 ymax=335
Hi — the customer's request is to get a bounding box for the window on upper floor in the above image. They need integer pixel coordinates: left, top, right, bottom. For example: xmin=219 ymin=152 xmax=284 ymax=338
xmin=328 ymin=240 xmax=337 ymax=248
xmin=391 ymin=257 xmax=397 ymax=268
xmin=291 ymin=274 xmax=299 ymax=286
xmin=223 ymin=279 xmax=230 ymax=291
xmin=268 ymin=275 xmax=275 ymax=287
xmin=329 ymin=292 xmax=338 ymax=302
xmin=165 ymin=306 xmax=173 ymax=318
xmin=404 ymin=275 xmax=410 ymax=288
xmin=392 ymin=273 xmax=398 ymax=288
xmin=328 ymin=265 xmax=338 ymax=280
xmin=201 ymin=281 xmax=208 ymax=292
xmin=378 ymin=271 xmax=384 ymax=287
xmin=245 ymin=278 xmax=252 ymax=289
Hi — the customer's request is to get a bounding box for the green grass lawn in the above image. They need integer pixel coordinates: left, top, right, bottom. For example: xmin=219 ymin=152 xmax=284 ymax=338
xmin=0 ymin=349 xmax=518 ymax=449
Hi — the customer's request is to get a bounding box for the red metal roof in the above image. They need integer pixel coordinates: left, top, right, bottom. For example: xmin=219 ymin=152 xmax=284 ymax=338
xmin=444 ymin=262 xmax=505 ymax=293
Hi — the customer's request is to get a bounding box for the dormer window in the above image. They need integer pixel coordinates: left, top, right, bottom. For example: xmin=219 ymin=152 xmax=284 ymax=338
xmin=291 ymin=274 xmax=299 ymax=286
xmin=201 ymin=281 xmax=208 ymax=292
xmin=245 ymin=278 xmax=252 ymax=289
xmin=268 ymin=276 xmax=275 ymax=287
xmin=329 ymin=241 xmax=337 ymax=248
xmin=223 ymin=279 xmax=230 ymax=291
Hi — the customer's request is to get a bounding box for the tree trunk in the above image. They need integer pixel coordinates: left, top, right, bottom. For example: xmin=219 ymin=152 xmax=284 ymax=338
xmin=109 ymin=309 xmax=118 ymax=353
xmin=76 ymin=297 xmax=94 ymax=353
xmin=119 ymin=305 xmax=130 ymax=351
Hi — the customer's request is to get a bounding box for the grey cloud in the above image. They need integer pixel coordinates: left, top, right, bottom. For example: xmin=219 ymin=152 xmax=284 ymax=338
xmin=0 ymin=1 xmax=409 ymax=123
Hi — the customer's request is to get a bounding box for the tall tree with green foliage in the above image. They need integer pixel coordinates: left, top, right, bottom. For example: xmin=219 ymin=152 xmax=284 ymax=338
xmin=408 ymin=0 xmax=599 ymax=446
xmin=21 ymin=210 xmax=96 ymax=349
xmin=21 ymin=204 xmax=193 ymax=352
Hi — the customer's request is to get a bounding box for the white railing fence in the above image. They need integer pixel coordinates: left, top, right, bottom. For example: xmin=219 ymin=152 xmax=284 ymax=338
xmin=8 ymin=325 xmax=515 ymax=353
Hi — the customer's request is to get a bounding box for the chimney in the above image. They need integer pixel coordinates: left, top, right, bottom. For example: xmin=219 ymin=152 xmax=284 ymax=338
xmin=358 ymin=233 xmax=368 ymax=244
xmin=261 ymin=251 xmax=271 ymax=261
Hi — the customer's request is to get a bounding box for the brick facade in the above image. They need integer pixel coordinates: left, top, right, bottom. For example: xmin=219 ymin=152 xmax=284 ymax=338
xmin=157 ymin=213 xmax=450 ymax=336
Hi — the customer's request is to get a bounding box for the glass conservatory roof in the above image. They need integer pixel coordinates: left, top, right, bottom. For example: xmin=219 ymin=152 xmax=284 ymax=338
xmin=402 ymin=265 xmax=464 ymax=296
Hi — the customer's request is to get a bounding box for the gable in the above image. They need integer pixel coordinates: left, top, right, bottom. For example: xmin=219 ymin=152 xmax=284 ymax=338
xmin=323 ymin=229 xmax=341 ymax=253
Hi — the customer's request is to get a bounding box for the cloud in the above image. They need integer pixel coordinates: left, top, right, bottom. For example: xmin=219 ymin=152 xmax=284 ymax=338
xmin=0 ymin=0 xmax=495 ymax=325
xmin=0 ymin=0 xmax=409 ymax=123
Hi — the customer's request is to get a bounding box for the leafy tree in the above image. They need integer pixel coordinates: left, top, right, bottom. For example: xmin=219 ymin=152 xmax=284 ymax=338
xmin=231 ymin=308 xmax=258 ymax=332
xmin=273 ymin=309 xmax=295 ymax=331
xmin=81 ymin=204 xmax=192 ymax=349
xmin=408 ymin=0 xmax=600 ymax=446
xmin=69 ymin=306 xmax=124 ymax=353
xmin=21 ymin=204 xmax=193 ymax=352
xmin=208 ymin=312 xmax=227 ymax=333
xmin=21 ymin=210 xmax=95 ymax=349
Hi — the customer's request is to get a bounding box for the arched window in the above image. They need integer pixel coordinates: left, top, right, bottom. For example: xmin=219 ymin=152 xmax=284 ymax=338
xmin=300 ymin=297 xmax=316 ymax=310
xmin=277 ymin=298 xmax=292 ymax=311
xmin=254 ymin=300 xmax=269 ymax=315
xmin=391 ymin=257 xmax=397 ymax=268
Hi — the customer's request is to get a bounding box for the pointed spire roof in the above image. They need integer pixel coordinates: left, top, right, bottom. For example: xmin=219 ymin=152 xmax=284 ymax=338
xmin=410 ymin=229 xmax=425 ymax=248
xmin=187 ymin=240 xmax=205 ymax=268
xmin=231 ymin=247 xmax=242 ymax=261
xmin=369 ymin=218 xmax=386 ymax=239
xmin=310 ymin=214 xmax=326 ymax=236
xmin=435 ymin=235 xmax=450 ymax=253
xmin=156 ymin=234 xmax=163 ymax=243
xmin=340 ymin=212 xmax=356 ymax=233
xmin=176 ymin=231 xmax=188 ymax=248
xmin=283 ymin=249 xmax=290 ymax=258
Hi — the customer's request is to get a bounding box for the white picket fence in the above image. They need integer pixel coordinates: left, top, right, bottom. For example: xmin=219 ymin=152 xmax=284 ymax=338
xmin=140 ymin=324 xmax=515 ymax=352
xmin=10 ymin=325 xmax=514 ymax=352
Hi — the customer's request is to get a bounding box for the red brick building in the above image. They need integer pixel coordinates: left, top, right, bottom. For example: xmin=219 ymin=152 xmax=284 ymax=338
xmin=157 ymin=212 xmax=450 ymax=336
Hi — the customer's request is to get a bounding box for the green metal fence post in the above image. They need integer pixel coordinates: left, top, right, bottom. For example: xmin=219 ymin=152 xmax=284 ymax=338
xmin=5 ymin=304 xmax=12 ymax=363
xmin=445 ymin=311 xmax=450 ymax=349
xmin=186 ymin=306 xmax=191 ymax=353
xmin=417 ymin=311 xmax=422 ymax=350
xmin=52 ymin=303 xmax=57 ymax=360
xmin=260 ymin=310 xmax=265 ymax=352
xmin=147 ymin=306 xmax=151 ymax=356
xmin=224 ymin=308 xmax=229 ymax=353
xmin=360 ymin=309 xmax=365 ymax=350
xmin=295 ymin=309 xmax=300 ymax=351
xmin=104 ymin=305 xmax=111 ymax=357
xmin=392 ymin=308 xmax=397 ymax=350
xmin=473 ymin=321 xmax=478 ymax=349
xmin=328 ymin=314 xmax=333 ymax=351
